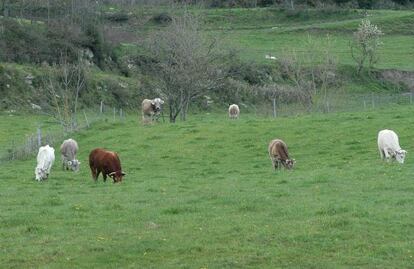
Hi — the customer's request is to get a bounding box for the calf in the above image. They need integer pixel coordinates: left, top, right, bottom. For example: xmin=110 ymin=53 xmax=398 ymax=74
xmin=268 ymin=139 xmax=295 ymax=170
xmin=142 ymin=98 xmax=164 ymax=123
xmin=89 ymin=148 xmax=126 ymax=183
xmin=228 ymin=104 xmax=240 ymax=119
xmin=60 ymin=138 xmax=80 ymax=172
xmin=378 ymin=129 xmax=407 ymax=164
xmin=35 ymin=145 xmax=55 ymax=181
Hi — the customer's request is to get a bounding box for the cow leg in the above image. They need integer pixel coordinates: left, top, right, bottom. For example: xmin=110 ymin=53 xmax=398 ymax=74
xmin=271 ymin=157 xmax=277 ymax=170
xmin=379 ymin=148 xmax=385 ymax=160
xmin=91 ymin=167 xmax=98 ymax=181
xmin=103 ymin=173 xmax=107 ymax=182
xmin=383 ymin=148 xmax=391 ymax=161
xmin=277 ymin=160 xmax=282 ymax=170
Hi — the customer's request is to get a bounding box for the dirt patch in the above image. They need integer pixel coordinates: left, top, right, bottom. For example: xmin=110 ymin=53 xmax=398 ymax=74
xmin=380 ymin=70 xmax=414 ymax=92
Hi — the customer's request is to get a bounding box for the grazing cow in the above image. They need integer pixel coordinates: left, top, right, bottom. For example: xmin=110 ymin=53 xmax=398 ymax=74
xmin=89 ymin=148 xmax=126 ymax=183
xmin=35 ymin=145 xmax=55 ymax=181
xmin=60 ymin=139 xmax=80 ymax=172
xmin=228 ymin=104 xmax=240 ymax=119
xmin=378 ymin=129 xmax=407 ymax=164
xmin=268 ymin=139 xmax=295 ymax=170
xmin=142 ymin=98 xmax=164 ymax=123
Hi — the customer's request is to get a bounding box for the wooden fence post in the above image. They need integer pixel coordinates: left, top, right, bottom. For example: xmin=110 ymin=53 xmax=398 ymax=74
xmin=100 ymin=101 xmax=104 ymax=115
xmin=83 ymin=111 xmax=90 ymax=128
xmin=37 ymin=127 xmax=42 ymax=147
xmin=371 ymin=93 xmax=375 ymax=108
xmin=272 ymin=98 xmax=277 ymax=118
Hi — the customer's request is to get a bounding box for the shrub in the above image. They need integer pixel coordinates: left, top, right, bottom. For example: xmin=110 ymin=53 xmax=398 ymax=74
xmin=151 ymin=12 xmax=172 ymax=24
xmin=103 ymin=12 xmax=129 ymax=22
xmin=0 ymin=19 xmax=49 ymax=63
xmin=350 ymin=19 xmax=383 ymax=74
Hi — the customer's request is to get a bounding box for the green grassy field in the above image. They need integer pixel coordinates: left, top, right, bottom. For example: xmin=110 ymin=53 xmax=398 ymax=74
xmin=0 ymin=113 xmax=59 ymax=148
xmin=120 ymin=7 xmax=414 ymax=70
xmin=207 ymin=9 xmax=414 ymax=70
xmin=1 ymin=105 xmax=414 ymax=268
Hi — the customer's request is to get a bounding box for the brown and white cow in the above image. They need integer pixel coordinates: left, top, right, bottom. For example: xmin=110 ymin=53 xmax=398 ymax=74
xmin=228 ymin=104 xmax=240 ymax=119
xmin=142 ymin=98 xmax=164 ymax=123
xmin=89 ymin=148 xmax=126 ymax=183
xmin=60 ymin=138 xmax=80 ymax=172
xmin=268 ymin=139 xmax=295 ymax=170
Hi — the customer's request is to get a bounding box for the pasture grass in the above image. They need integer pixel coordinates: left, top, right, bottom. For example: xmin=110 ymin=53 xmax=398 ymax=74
xmin=1 ymin=106 xmax=414 ymax=268
xmin=217 ymin=30 xmax=414 ymax=70
xmin=132 ymin=7 xmax=414 ymax=70
xmin=0 ymin=113 xmax=58 ymax=148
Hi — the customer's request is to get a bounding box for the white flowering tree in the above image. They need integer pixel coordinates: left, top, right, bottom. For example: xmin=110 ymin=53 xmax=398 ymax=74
xmin=350 ymin=19 xmax=383 ymax=74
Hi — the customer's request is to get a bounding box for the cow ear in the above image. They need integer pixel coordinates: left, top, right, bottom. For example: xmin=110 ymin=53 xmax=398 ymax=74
xmin=121 ymin=172 xmax=126 ymax=176
xmin=67 ymin=161 xmax=72 ymax=166
xmin=78 ymin=161 xmax=81 ymax=165
xmin=151 ymin=101 xmax=155 ymax=105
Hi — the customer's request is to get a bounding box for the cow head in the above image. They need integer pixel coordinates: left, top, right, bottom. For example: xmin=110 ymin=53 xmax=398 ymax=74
xmin=67 ymin=160 xmax=81 ymax=172
xmin=35 ymin=167 xmax=48 ymax=181
xmin=151 ymin=98 xmax=164 ymax=113
xmin=395 ymin=149 xmax=407 ymax=164
xmin=285 ymin=159 xmax=296 ymax=170
xmin=108 ymin=171 xmax=126 ymax=183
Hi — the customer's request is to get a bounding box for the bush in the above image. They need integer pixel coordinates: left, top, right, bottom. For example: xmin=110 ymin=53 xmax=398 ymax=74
xmin=0 ymin=19 xmax=49 ymax=63
xmin=103 ymin=12 xmax=129 ymax=23
xmin=151 ymin=13 xmax=172 ymax=24
xmin=228 ymin=60 xmax=276 ymax=85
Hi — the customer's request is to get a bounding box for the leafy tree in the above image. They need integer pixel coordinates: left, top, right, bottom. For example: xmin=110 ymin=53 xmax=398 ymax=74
xmin=350 ymin=18 xmax=383 ymax=74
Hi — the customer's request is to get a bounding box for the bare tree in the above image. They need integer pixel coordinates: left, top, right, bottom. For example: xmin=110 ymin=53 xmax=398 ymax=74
xmin=43 ymin=56 xmax=86 ymax=132
xmin=276 ymin=35 xmax=338 ymax=111
xmin=149 ymin=11 xmax=225 ymax=122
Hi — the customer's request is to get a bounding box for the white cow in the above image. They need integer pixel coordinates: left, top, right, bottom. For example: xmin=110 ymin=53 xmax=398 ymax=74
xmin=142 ymin=98 xmax=164 ymax=123
xmin=35 ymin=145 xmax=55 ymax=181
xmin=228 ymin=104 xmax=240 ymax=119
xmin=378 ymin=129 xmax=407 ymax=164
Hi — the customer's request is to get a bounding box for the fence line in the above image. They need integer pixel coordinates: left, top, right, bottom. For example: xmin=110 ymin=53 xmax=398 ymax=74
xmin=257 ymin=92 xmax=414 ymax=118
xmin=1 ymin=93 xmax=412 ymax=162
xmin=0 ymin=102 xmax=128 ymax=163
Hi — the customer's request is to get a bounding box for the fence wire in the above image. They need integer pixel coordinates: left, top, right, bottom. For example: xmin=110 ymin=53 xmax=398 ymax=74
xmin=0 ymin=105 xmax=128 ymax=163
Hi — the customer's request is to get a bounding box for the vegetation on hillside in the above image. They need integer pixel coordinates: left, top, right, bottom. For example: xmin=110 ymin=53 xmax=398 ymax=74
xmin=0 ymin=1 xmax=413 ymax=122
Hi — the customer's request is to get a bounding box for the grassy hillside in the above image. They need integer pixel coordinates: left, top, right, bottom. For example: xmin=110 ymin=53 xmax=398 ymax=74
xmin=202 ymin=9 xmax=414 ymax=69
xmin=118 ymin=8 xmax=414 ymax=70
xmin=1 ymin=105 xmax=414 ymax=268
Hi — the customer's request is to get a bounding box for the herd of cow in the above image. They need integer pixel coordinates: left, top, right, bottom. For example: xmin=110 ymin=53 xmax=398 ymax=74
xmin=35 ymin=139 xmax=126 ymax=182
xmin=33 ymin=99 xmax=407 ymax=183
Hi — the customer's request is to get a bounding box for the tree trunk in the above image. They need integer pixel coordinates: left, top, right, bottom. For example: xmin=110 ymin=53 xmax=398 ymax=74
xmin=47 ymin=0 xmax=50 ymax=25
xmin=3 ymin=0 xmax=9 ymax=17
xmin=180 ymin=97 xmax=190 ymax=121
xmin=169 ymin=103 xmax=179 ymax=123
